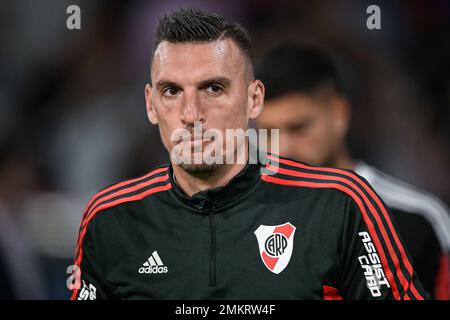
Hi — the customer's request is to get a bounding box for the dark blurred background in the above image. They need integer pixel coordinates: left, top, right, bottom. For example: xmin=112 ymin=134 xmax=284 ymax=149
xmin=0 ymin=0 xmax=448 ymax=299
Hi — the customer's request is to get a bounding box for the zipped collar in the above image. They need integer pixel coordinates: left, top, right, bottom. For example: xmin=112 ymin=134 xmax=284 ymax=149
xmin=169 ymin=160 xmax=262 ymax=211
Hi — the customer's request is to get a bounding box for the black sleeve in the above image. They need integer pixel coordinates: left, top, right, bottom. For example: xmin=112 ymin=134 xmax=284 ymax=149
xmin=71 ymin=220 xmax=116 ymax=300
xmin=337 ymin=189 xmax=430 ymax=300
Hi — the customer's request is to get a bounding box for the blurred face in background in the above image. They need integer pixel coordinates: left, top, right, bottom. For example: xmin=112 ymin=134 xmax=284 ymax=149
xmin=256 ymin=89 xmax=350 ymax=167
xmin=145 ymin=38 xmax=264 ymax=173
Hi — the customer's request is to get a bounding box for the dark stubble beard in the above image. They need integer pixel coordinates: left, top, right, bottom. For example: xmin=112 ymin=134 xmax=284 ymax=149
xmin=176 ymin=146 xmax=241 ymax=174
xmin=174 ymin=139 xmax=246 ymax=174
xmin=178 ymin=162 xmax=224 ymax=174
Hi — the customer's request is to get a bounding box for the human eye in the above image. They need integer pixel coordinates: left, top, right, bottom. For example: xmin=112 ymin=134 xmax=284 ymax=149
xmin=205 ymin=84 xmax=223 ymax=95
xmin=162 ymin=86 xmax=181 ymax=97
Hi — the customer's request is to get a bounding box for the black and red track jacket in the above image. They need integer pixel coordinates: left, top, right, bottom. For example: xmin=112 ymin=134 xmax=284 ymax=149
xmin=70 ymin=153 xmax=429 ymax=300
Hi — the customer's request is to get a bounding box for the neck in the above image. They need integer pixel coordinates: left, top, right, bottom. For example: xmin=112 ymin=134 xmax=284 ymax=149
xmin=331 ymin=146 xmax=355 ymax=170
xmin=171 ymin=152 xmax=248 ymax=198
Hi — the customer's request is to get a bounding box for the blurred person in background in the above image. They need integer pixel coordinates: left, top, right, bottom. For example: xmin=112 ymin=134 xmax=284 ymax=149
xmin=256 ymin=43 xmax=450 ymax=299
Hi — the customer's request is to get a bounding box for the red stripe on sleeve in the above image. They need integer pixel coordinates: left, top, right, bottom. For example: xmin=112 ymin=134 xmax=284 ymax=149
xmin=323 ymin=285 xmax=343 ymax=300
xmin=70 ymin=182 xmax=172 ymax=300
xmin=74 ymin=167 xmax=168 ymax=256
xmin=261 ymin=173 xmax=402 ymax=299
xmin=267 ymin=155 xmax=425 ymax=300
xmin=74 ymin=173 xmax=169 ymax=258
xmin=435 ymin=254 xmax=450 ymax=300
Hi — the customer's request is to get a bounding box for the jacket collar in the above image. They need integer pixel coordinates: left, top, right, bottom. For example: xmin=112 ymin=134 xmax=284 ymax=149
xmin=169 ymin=160 xmax=262 ymax=211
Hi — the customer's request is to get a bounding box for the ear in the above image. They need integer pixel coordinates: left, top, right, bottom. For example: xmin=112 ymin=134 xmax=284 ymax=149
xmin=331 ymin=95 xmax=350 ymax=139
xmin=145 ymin=84 xmax=158 ymax=125
xmin=247 ymin=79 xmax=265 ymax=120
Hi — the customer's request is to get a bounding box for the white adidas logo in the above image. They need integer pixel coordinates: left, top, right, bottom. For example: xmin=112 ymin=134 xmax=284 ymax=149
xmin=138 ymin=250 xmax=168 ymax=274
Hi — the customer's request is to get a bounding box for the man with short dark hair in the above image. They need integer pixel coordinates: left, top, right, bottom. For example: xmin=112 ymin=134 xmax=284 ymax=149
xmin=256 ymin=43 xmax=450 ymax=299
xmin=71 ymin=8 xmax=428 ymax=300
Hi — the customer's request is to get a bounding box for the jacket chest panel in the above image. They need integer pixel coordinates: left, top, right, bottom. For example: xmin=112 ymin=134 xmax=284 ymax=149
xmin=100 ymin=202 xmax=339 ymax=299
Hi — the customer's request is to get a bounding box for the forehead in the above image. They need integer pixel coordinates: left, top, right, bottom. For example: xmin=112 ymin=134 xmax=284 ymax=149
xmin=151 ymin=38 xmax=246 ymax=83
xmin=258 ymin=94 xmax=325 ymax=125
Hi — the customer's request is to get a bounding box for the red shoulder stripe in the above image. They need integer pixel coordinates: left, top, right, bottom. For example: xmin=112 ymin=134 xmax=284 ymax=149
xmin=265 ymin=163 xmax=417 ymax=298
xmin=262 ymin=173 xmax=400 ymax=299
xmin=71 ymin=182 xmax=171 ymax=300
xmin=78 ymin=167 xmax=168 ymax=229
xmin=267 ymin=155 xmax=424 ymax=300
xmin=77 ymin=173 xmax=169 ymax=245
xmin=75 ymin=167 xmax=169 ymax=257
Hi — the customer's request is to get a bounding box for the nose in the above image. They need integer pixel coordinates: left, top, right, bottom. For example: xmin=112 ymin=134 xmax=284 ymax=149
xmin=180 ymin=89 xmax=205 ymax=127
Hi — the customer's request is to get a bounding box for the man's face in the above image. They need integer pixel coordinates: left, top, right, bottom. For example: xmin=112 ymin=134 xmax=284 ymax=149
xmin=256 ymin=93 xmax=348 ymax=167
xmin=146 ymin=38 xmax=263 ymax=173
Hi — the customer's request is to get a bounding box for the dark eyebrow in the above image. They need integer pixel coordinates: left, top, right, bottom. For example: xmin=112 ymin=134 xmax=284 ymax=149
xmin=154 ymin=77 xmax=232 ymax=91
xmin=197 ymin=77 xmax=231 ymax=88
xmin=154 ymin=80 xmax=180 ymax=91
xmin=286 ymin=117 xmax=313 ymax=131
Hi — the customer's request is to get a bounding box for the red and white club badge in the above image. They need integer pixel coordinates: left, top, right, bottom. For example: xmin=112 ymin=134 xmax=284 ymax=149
xmin=254 ymin=222 xmax=296 ymax=274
